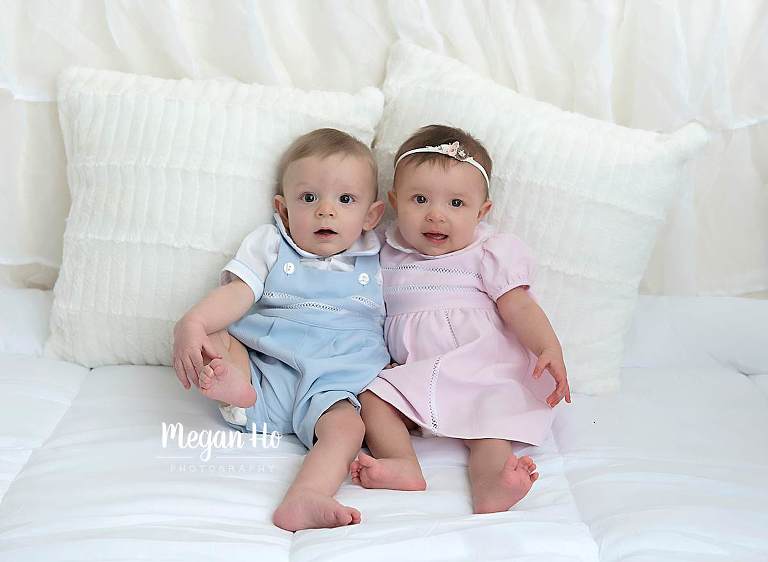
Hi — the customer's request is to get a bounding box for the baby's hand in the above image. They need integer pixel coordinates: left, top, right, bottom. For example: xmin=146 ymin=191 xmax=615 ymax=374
xmin=172 ymin=319 xmax=221 ymax=390
xmin=384 ymin=361 xmax=399 ymax=369
xmin=532 ymin=348 xmax=572 ymax=408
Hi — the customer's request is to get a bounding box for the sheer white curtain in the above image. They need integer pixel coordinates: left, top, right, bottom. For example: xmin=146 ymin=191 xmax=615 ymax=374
xmin=1 ymin=0 xmax=766 ymax=294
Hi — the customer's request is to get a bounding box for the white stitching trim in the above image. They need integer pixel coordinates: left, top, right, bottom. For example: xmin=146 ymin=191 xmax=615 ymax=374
xmin=443 ymin=310 xmax=460 ymax=348
xmin=383 ymin=264 xmax=482 ymax=279
xmin=264 ymin=291 xmax=374 ymax=312
xmin=350 ymin=295 xmax=381 ymax=309
xmin=262 ymin=291 xmax=302 ymax=301
xmin=429 ymin=357 xmax=441 ymax=431
xmin=285 ymin=301 xmax=341 ymax=312
xmin=384 ymin=284 xmax=483 ymax=294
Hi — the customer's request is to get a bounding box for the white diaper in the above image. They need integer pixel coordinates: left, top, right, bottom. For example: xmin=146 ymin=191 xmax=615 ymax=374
xmin=219 ymin=404 xmax=248 ymax=426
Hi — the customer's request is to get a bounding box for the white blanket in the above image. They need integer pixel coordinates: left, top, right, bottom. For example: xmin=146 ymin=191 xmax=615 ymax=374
xmin=0 ymin=290 xmax=766 ymax=561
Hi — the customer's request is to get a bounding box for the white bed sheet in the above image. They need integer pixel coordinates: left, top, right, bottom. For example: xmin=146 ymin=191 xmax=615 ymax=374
xmin=0 ymin=291 xmax=766 ymax=561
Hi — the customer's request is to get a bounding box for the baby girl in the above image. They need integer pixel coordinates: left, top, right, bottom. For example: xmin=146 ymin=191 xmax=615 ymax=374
xmin=351 ymin=124 xmax=571 ymax=514
xmin=173 ymin=128 xmax=389 ymax=531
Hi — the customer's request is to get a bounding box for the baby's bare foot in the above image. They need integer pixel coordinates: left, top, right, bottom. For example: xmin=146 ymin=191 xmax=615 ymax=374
xmin=471 ymin=455 xmax=538 ymax=514
xmin=273 ymin=490 xmax=361 ymax=532
xmin=350 ymin=451 xmax=426 ymax=491
xmin=198 ymin=358 xmax=256 ymax=407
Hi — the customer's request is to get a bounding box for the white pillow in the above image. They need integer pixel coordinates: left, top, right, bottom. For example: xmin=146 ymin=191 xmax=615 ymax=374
xmin=47 ymin=67 xmax=383 ymax=367
xmin=0 ymin=288 xmax=53 ymax=356
xmin=374 ymin=42 xmax=708 ymax=394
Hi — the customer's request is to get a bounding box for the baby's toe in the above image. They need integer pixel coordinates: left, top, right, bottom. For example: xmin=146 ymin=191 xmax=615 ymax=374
xmin=332 ymin=508 xmax=353 ymax=526
xmin=349 ymin=508 xmax=362 ymax=524
xmin=198 ymin=372 xmax=210 ymax=388
xmin=210 ymin=358 xmax=228 ymax=377
xmin=356 ymin=451 xmax=377 ymax=468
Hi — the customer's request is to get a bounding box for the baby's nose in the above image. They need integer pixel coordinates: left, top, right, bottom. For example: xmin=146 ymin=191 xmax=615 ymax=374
xmin=316 ymin=203 xmax=335 ymax=217
xmin=426 ymin=209 xmax=445 ymax=222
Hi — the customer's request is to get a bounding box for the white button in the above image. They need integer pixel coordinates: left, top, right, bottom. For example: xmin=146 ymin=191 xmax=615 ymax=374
xmin=358 ymin=273 xmax=370 ymax=285
xmin=283 ymin=262 xmax=295 ymax=274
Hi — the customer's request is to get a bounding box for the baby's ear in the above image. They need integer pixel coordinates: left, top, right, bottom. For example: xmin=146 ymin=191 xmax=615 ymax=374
xmin=364 ymin=200 xmax=386 ymax=231
xmin=274 ymin=194 xmax=289 ymax=224
xmin=477 ymin=199 xmax=492 ymax=220
xmin=387 ymin=190 xmax=398 ymax=211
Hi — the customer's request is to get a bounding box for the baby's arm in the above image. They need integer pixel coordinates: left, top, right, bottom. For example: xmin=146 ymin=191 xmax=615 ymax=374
xmin=173 ymin=279 xmax=254 ymax=389
xmin=496 ymin=287 xmax=571 ymax=407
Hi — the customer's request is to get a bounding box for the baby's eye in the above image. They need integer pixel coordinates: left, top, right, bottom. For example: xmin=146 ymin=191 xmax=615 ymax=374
xmin=451 ymin=199 xmax=464 ymax=208
xmin=339 ymin=194 xmax=354 ymax=204
xmin=414 ymin=195 xmax=427 ymax=204
xmin=301 ymin=193 xmax=316 ymax=203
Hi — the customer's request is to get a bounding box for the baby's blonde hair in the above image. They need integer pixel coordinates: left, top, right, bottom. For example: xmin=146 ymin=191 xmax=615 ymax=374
xmin=276 ymin=128 xmax=378 ymax=198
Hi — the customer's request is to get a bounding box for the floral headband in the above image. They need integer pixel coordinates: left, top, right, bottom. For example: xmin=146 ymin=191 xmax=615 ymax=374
xmin=394 ymin=141 xmax=490 ymax=188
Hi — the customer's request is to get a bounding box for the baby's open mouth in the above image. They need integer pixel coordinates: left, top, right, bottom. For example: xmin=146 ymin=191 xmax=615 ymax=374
xmin=314 ymin=228 xmax=337 ymax=237
xmin=423 ymin=232 xmax=448 ymax=241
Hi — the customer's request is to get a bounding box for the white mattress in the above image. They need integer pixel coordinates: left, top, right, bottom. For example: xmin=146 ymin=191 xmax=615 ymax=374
xmin=0 ymin=289 xmax=766 ymax=561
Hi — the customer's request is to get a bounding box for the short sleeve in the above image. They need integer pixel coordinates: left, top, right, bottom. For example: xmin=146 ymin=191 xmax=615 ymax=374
xmin=220 ymin=224 xmax=280 ymax=302
xmin=480 ymin=233 xmax=536 ymax=301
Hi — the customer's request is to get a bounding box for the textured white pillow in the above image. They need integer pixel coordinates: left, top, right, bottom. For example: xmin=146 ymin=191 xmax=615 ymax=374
xmin=47 ymin=67 xmax=383 ymax=367
xmin=375 ymin=42 xmax=708 ymax=394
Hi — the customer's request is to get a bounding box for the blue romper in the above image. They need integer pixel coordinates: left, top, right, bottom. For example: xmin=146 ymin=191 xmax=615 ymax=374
xmin=224 ymin=220 xmax=390 ymax=448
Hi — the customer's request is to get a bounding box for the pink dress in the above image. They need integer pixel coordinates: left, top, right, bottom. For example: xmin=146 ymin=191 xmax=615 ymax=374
xmin=364 ymin=222 xmax=556 ymax=445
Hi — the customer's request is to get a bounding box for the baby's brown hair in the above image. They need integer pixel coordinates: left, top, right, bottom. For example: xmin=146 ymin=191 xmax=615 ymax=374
xmin=394 ymin=124 xmax=492 ymax=197
xmin=276 ymin=128 xmax=378 ymax=198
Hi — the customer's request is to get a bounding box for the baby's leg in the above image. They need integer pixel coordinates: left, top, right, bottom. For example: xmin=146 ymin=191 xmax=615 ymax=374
xmin=272 ymin=400 xmax=364 ymax=532
xmin=197 ymin=330 xmax=256 ymax=408
xmin=464 ymin=438 xmax=538 ymax=514
xmin=349 ymin=390 xmax=426 ymax=491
